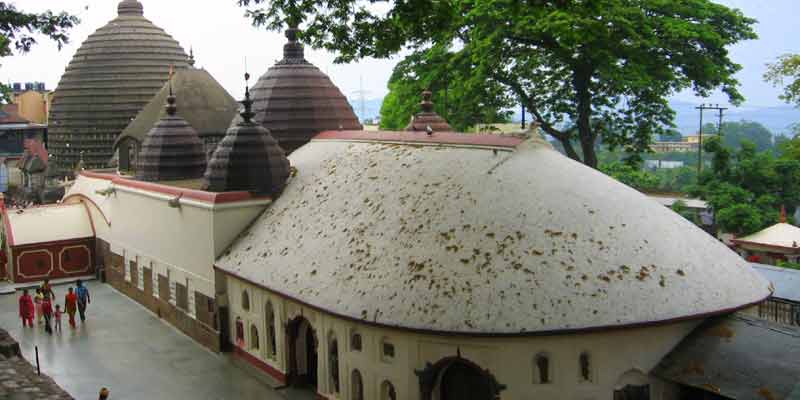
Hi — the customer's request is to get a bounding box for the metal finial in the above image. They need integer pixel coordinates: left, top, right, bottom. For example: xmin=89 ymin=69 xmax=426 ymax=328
xmin=240 ymin=72 xmax=255 ymax=123
xmin=188 ymin=47 xmax=195 ymax=67
xmin=165 ymin=65 xmax=177 ymax=116
xmin=420 ymin=90 xmax=434 ymax=113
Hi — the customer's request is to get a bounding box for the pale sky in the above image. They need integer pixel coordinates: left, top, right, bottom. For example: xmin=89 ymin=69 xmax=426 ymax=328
xmin=1 ymin=0 xmax=798 ymax=107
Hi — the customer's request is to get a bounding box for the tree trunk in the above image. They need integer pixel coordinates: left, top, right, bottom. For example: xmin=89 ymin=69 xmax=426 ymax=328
xmin=573 ymin=68 xmax=598 ymax=169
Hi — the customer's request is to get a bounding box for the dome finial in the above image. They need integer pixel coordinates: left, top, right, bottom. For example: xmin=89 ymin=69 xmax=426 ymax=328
xmin=118 ymin=0 xmax=144 ymax=16
xmin=421 ymin=90 xmax=434 ymax=113
xmin=165 ymin=65 xmax=177 ymax=116
xmin=188 ymin=46 xmax=196 ymax=67
xmin=240 ymin=72 xmax=255 ymax=123
xmin=281 ymin=23 xmax=306 ymax=63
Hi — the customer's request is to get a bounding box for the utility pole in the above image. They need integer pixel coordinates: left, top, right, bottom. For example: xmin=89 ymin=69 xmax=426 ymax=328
xmin=352 ymin=75 xmax=370 ymax=123
xmin=521 ymin=105 xmax=526 ymax=130
xmin=695 ymin=104 xmax=727 ymax=174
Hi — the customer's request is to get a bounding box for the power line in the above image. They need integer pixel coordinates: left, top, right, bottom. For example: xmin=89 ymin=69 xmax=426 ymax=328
xmin=695 ymin=103 xmax=727 ymax=175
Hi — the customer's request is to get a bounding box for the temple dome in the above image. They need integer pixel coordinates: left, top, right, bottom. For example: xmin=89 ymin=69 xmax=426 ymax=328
xmin=217 ymin=130 xmax=770 ymax=335
xmin=406 ymin=90 xmax=453 ymax=132
xmin=203 ymin=80 xmax=290 ymax=196
xmin=48 ymin=0 xmax=189 ymax=172
xmin=135 ymin=90 xmax=206 ymax=182
xmin=233 ymin=26 xmax=362 ymax=153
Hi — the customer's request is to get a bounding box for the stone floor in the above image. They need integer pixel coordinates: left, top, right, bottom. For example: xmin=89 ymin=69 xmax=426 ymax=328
xmin=0 ymin=281 xmax=300 ymax=400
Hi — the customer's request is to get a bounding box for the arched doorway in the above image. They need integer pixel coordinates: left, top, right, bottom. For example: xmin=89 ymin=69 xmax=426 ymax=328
xmin=287 ymin=316 xmax=318 ymax=389
xmin=416 ymin=356 xmax=506 ymax=400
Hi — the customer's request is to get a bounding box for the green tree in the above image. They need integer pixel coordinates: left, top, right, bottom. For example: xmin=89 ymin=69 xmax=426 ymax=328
xmin=765 ymin=54 xmax=800 ymax=106
xmin=379 ymin=47 xmax=513 ymax=131
xmin=703 ymin=120 xmax=774 ymax=152
xmin=238 ymin=0 xmax=757 ymax=169
xmin=600 ymin=161 xmax=659 ymax=192
xmin=0 ymin=2 xmax=79 ymax=102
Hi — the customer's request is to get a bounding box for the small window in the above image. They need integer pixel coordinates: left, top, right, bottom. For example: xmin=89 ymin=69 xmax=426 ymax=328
xmin=351 ymin=332 xmax=362 ymax=351
xmin=241 ymin=290 xmax=250 ymax=311
xmin=535 ymin=353 xmax=551 ymax=384
xmin=382 ymin=341 xmax=395 ymax=359
xmin=250 ymin=325 xmax=260 ymax=350
xmin=579 ymin=352 xmax=592 ymax=382
xmin=381 ymin=380 xmax=397 ymax=400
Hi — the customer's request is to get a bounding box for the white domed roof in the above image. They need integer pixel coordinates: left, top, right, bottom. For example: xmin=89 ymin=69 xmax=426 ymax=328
xmin=216 ymin=131 xmax=770 ymax=335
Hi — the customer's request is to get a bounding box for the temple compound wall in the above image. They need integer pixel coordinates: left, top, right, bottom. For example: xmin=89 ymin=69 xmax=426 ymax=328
xmin=65 ymin=172 xmax=270 ymax=351
xmin=220 ymin=272 xmax=690 ymax=400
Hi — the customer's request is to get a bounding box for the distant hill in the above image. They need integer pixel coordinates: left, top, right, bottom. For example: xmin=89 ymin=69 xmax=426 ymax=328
xmin=350 ymin=98 xmax=800 ymax=136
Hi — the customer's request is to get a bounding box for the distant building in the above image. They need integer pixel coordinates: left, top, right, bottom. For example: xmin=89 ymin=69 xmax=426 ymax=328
xmin=731 ymin=213 xmax=800 ymax=265
xmin=10 ymin=82 xmax=51 ymax=125
xmin=650 ymin=133 xmax=716 ymax=153
xmin=644 ymin=160 xmax=685 ymax=170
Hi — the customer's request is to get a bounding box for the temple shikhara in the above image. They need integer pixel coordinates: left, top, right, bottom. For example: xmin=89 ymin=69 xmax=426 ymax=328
xmin=1 ymin=1 xmax=797 ymax=400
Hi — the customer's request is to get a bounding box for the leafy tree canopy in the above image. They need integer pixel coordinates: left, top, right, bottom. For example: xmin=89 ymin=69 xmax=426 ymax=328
xmin=0 ymin=2 xmax=79 ymax=102
xmin=239 ymin=0 xmax=757 ymax=168
xmin=703 ymin=120 xmax=774 ymax=152
xmin=691 ymin=137 xmax=800 ymax=235
xmin=379 ymin=46 xmax=513 ymax=131
xmin=765 ymin=54 xmax=800 ymax=106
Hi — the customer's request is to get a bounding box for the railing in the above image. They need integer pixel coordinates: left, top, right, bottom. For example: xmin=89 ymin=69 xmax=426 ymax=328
xmin=758 ymin=297 xmax=800 ymax=326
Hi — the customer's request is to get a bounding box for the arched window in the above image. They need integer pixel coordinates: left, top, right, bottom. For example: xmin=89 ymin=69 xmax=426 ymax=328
xmin=241 ymin=290 xmax=250 ymax=311
xmin=534 ymin=353 xmax=551 ymax=384
xmin=579 ymin=352 xmax=592 ymax=382
xmin=265 ymin=301 xmax=277 ymax=359
xmin=235 ymin=317 xmax=245 ymax=347
xmin=329 ymin=333 xmax=340 ymax=393
xmin=250 ymin=325 xmax=260 ymax=350
xmin=351 ymin=331 xmax=362 ymax=351
xmin=381 ymin=380 xmax=397 ymax=400
xmin=351 ymin=369 xmax=363 ymax=400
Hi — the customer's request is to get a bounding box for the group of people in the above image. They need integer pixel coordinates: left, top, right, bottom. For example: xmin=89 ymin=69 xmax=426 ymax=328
xmin=18 ymin=279 xmax=91 ymax=334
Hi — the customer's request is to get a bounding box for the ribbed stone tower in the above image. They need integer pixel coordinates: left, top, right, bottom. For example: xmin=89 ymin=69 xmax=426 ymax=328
xmin=136 ymin=85 xmax=206 ymax=182
xmin=205 ymin=75 xmax=290 ymax=196
xmin=49 ymin=0 xmax=189 ymax=172
xmin=406 ymin=90 xmax=453 ymax=132
xmin=236 ymin=26 xmax=362 ymax=153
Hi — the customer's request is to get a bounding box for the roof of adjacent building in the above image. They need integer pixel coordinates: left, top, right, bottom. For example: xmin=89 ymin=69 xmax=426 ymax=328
xmin=653 ymin=315 xmax=800 ymax=400
xmin=733 ymin=223 xmax=800 ymax=251
xmin=115 ymin=68 xmax=238 ymax=148
xmin=232 ymin=27 xmax=361 ymax=153
xmin=647 ymin=194 xmax=708 ymax=210
xmin=0 ymin=105 xmax=30 ymax=125
xmin=48 ymin=0 xmax=190 ymax=171
xmin=4 ymin=204 xmax=94 ymax=246
xmin=751 ymin=263 xmax=800 ymax=302
xmin=216 ymin=130 xmax=770 ymax=335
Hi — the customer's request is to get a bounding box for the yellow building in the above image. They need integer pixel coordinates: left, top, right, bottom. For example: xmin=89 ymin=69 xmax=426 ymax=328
xmin=12 ymin=90 xmax=52 ymax=125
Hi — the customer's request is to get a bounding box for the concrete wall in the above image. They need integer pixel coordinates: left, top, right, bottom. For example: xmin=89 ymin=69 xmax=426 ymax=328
xmin=225 ymin=274 xmax=691 ymax=400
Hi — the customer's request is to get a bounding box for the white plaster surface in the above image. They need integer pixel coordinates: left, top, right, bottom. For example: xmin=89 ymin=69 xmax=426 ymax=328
xmin=6 ymin=203 xmax=93 ymax=245
xmin=218 ymin=136 xmax=770 ymax=334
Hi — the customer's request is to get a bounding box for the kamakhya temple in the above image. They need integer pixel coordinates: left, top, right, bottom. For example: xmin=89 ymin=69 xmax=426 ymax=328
xmin=2 ymin=1 xmax=799 ymax=400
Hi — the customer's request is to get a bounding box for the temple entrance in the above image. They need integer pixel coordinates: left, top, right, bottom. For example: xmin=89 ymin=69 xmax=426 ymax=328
xmin=439 ymin=361 xmax=492 ymax=400
xmin=287 ymin=316 xmax=318 ymax=389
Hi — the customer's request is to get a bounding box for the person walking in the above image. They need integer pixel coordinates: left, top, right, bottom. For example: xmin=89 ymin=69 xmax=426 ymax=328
xmin=65 ymin=287 xmax=78 ymax=328
xmin=54 ymin=304 xmax=63 ymax=333
xmin=34 ymin=288 xmax=44 ymax=324
xmin=18 ymin=289 xmax=34 ymax=327
xmin=40 ymin=279 xmax=55 ymax=300
xmin=75 ymin=280 xmax=90 ymax=323
xmin=42 ymin=294 xmax=53 ymax=334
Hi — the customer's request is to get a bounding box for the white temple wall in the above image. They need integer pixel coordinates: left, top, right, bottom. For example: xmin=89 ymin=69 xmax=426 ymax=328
xmin=227 ymin=274 xmax=693 ymax=400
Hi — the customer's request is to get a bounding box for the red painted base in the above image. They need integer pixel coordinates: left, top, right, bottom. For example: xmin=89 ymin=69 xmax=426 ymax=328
xmin=233 ymin=346 xmax=287 ymax=384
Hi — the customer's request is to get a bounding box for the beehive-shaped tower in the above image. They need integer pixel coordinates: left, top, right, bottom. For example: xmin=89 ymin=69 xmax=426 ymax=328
xmin=237 ymin=26 xmax=362 ymax=153
xmin=49 ymin=0 xmax=189 ymax=172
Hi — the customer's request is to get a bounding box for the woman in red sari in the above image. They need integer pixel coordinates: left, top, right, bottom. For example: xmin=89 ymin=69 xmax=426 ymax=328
xmin=18 ymin=289 xmax=34 ymax=327
xmin=64 ymin=287 xmax=78 ymax=328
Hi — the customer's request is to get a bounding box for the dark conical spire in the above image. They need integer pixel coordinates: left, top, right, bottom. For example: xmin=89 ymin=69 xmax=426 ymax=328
xmin=118 ymin=0 xmax=144 ymax=16
xmin=406 ymin=89 xmax=452 ymax=132
xmin=279 ymin=24 xmax=308 ymax=65
xmin=136 ymin=77 xmax=206 ymax=182
xmin=203 ymin=73 xmax=290 ymax=195
xmin=188 ymin=47 xmax=196 ymax=67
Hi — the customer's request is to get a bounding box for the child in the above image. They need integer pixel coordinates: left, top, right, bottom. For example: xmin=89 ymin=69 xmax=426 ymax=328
xmin=54 ymin=304 xmax=63 ymax=333
xmin=34 ymin=289 xmax=44 ymax=325
xmin=42 ymin=295 xmax=53 ymax=335
xmin=18 ymin=289 xmax=34 ymax=327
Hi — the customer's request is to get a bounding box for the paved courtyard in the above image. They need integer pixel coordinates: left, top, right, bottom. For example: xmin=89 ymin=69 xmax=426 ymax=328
xmin=0 ymin=281 xmax=294 ymax=400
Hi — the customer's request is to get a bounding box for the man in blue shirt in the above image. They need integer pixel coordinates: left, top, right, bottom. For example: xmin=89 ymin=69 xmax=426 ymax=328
xmin=75 ymin=280 xmax=90 ymax=322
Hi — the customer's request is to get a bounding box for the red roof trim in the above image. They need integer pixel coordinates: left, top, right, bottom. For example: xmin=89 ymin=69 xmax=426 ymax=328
xmin=2 ymin=207 xmax=14 ymax=247
xmin=217 ymin=266 xmax=771 ymax=338
xmin=78 ymin=171 xmax=271 ymax=205
xmin=313 ymin=130 xmax=525 ymax=148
